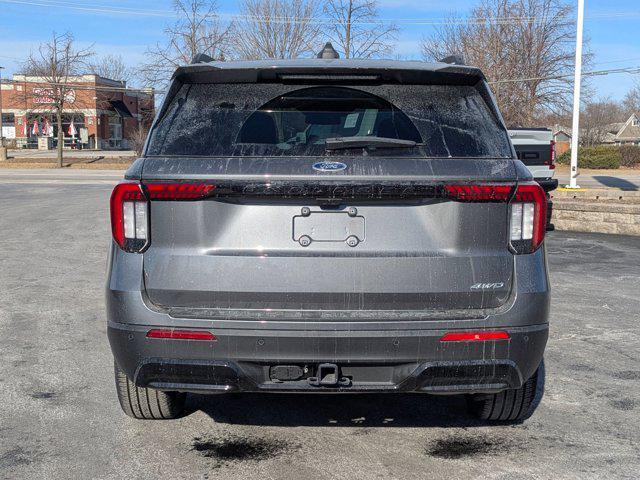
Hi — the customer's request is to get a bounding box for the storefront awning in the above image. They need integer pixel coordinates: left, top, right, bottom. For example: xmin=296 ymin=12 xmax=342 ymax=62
xmin=109 ymin=100 xmax=133 ymax=118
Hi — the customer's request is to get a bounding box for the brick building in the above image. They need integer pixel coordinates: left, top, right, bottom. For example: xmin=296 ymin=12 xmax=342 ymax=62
xmin=1 ymin=74 xmax=154 ymax=150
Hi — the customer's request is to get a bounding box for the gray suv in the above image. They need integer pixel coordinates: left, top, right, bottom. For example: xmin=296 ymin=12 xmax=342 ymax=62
xmin=107 ymin=54 xmax=549 ymax=422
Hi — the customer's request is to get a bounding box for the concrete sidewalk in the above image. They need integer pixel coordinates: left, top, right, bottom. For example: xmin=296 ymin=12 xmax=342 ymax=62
xmin=555 ymin=168 xmax=640 ymax=191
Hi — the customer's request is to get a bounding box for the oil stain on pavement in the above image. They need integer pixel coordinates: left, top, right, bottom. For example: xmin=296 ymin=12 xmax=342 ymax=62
xmin=0 ymin=447 xmax=35 ymax=468
xmin=426 ymin=435 xmax=513 ymax=460
xmin=610 ymin=398 xmax=636 ymax=411
xmin=613 ymin=371 xmax=640 ymax=381
xmin=191 ymin=435 xmax=298 ymax=467
xmin=29 ymin=391 xmax=57 ymax=400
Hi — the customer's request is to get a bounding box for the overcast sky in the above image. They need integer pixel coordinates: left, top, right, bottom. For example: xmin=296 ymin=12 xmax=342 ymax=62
xmin=1 ymin=0 xmax=638 ymax=100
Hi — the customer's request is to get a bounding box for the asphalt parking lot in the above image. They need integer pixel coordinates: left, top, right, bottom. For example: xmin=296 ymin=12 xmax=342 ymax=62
xmin=0 ymin=172 xmax=639 ymax=480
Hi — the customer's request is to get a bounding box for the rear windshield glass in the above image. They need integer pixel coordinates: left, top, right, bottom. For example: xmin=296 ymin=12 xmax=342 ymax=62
xmin=146 ymin=83 xmax=512 ymax=158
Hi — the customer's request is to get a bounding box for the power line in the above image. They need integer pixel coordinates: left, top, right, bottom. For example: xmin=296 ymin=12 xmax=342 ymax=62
xmin=0 ymin=0 xmax=175 ymax=18
xmin=593 ymin=56 xmax=640 ymax=67
xmin=2 ymin=0 xmax=640 ymax=26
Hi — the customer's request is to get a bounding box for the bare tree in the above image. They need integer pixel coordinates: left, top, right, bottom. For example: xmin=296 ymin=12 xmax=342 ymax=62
xmin=231 ymin=0 xmax=322 ymax=59
xmin=22 ymin=32 xmax=94 ymax=167
xmin=322 ymin=0 xmax=397 ymax=59
xmin=140 ymin=0 xmax=230 ymax=88
xmin=534 ymin=108 xmax=571 ymax=129
xmin=89 ymin=54 xmax=133 ymax=83
xmin=580 ymin=99 xmax=626 ymax=146
xmin=622 ymin=84 xmax=640 ymax=116
xmin=129 ymin=124 xmax=149 ymax=156
xmin=128 ymin=102 xmax=155 ymax=155
xmin=421 ymin=0 xmax=586 ymax=127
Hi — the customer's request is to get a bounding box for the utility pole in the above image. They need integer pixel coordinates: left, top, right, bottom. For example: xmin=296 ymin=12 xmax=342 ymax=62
xmin=566 ymin=0 xmax=585 ymax=189
xmin=0 ymin=66 xmax=5 ymax=148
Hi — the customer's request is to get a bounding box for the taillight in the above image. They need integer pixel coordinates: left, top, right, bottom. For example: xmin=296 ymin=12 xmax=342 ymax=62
xmin=110 ymin=181 xmax=148 ymax=253
xmin=509 ymin=182 xmax=547 ymax=254
xmin=444 ymin=182 xmax=546 ymax=255
xmin=444 ymin=184 xmax=513 ymax=202
xmin=110 ymin=181 xmax=216 ymax=253
xmin=145 ymin=183 xmax=216 ymax=200
xmin=547 ymin=141 xmax=556 ymax=169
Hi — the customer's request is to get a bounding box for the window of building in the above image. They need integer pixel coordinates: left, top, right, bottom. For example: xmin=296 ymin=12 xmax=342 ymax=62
xmin=108 ymin=114 xmax=123 ymax=148
xmin=109 ymin=117 xmax=123 ymax=139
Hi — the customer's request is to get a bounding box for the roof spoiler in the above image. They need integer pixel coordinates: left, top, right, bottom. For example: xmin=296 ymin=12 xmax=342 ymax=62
xmin=191 ymin=53 xmax=215 ymax=64
xmin=172 ymin=57 xmax=484 ymax=85
xmin=439 ymin=54 xmax=466 ymax=66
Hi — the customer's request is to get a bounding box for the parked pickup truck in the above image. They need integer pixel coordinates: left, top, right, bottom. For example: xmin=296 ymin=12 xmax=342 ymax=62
xmin=508 ymin=128 xmax=558 ymax=229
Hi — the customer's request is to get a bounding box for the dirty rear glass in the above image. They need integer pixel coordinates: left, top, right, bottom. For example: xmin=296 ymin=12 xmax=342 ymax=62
xmin=146 ymin=83 xmax=512 ymax=158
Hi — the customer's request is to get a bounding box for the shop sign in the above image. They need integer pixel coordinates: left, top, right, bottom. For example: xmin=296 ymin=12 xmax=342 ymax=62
xmin=33 ymin=87 xmax=76 ymax=105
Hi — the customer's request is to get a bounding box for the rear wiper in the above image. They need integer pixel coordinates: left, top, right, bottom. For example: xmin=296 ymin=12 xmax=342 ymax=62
xmin=325 ymin=136 xmax=417 ymax=150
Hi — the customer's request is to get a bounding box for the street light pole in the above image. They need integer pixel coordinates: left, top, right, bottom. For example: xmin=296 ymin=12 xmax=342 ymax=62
xmin=566 ymin=0 xmax=585 ymax=189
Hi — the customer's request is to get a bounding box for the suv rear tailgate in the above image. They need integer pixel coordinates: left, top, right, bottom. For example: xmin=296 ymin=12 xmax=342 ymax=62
xmin=141 ymin=156 xmax=518 ymax=316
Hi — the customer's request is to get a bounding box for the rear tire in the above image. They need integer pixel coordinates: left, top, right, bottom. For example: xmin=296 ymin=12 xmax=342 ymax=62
xmin=114 ymin=361 xmax=186 ymax=420
xmin=467 ymin=360 xmax=543 ymax=422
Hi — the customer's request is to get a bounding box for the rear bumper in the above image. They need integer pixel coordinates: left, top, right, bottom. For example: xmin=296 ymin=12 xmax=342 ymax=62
xmin=106 ymin=240 xmax=550 ymax=394
xmin=108 ymin=322 xmax=548 ymax=395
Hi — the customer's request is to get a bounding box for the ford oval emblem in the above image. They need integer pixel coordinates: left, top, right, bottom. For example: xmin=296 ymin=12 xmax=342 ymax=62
xmin=312 ymin=161 xmax=347 ymax=172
